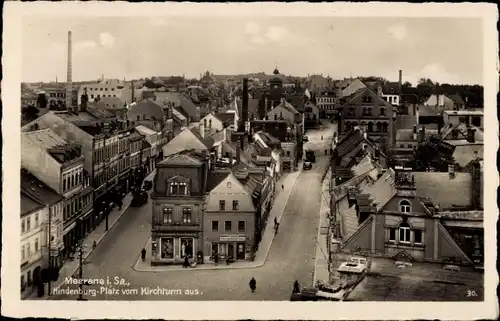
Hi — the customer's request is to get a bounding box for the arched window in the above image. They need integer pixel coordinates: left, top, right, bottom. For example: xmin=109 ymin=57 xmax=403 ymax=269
xmin=376 ymin=122 xmax=382 ymax=132
xmin=399 ymin=222 xmax=411 ymax=243
xmin=367 ymin=107 xmax=372 ymax=115
xmin=274 ymin=114 xmax=278 ymax=120
xmin=382 ymin=122 xmax=389 ymax=133
xmin=208 ymin=119 xmax=212 ymax=128
xmin=379 ymin=107 xmax=386 ymax=116
xmin=367 ymin=122 xmax=374 ymax=132
xmin=399 ymin=200 xmax=411 ymax=213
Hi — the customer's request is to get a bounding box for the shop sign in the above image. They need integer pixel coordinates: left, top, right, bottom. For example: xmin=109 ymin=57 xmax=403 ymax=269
xmin=219 ymin=235 xmax=246 ymax=242
xmin=156 ymin=232 xmax=198 ymax=238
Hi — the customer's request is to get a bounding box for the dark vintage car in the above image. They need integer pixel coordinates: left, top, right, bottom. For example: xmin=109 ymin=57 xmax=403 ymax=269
xmin=130 ymin=191 xmax=148 ymax=207
xmin=302 ymin=135 xmax=309 ymax=142
xmin=303 ymin=161 xmax=312 ymax=170
xmin=143 ymin=180 xmax=153 ymax=191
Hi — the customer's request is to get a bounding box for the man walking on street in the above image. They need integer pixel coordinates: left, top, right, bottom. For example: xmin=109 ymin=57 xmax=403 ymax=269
xmin=293 ymin=280 xmax=300 ymax=294
xmin=141 ymin=248 xmax=147 ymax=261
xmin=249 ymin=277 xmax=256 ymax=293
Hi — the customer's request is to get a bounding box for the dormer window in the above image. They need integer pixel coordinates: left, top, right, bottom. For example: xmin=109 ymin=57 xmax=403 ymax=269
xmin=179 ymin=182 xmax=187 ymax=195
xmin=399 ymin=200 xmax=411 ymax=213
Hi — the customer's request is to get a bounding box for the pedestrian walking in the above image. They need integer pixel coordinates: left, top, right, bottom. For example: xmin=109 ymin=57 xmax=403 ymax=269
xmin=141 ymin=248 xmax=146 ymax=261
xmin=274 ymin=217 xmax=278 ymax=227
xmin=117 ymin=199 xmax=123 ymax=211
xmin=249 ymin=277 xmax=256 ymax=293
xmin=274 ymin=222 xmax=279 ymax=234
xmin=281 ymin=184 xmax=284 ymax=190
xmin=214 ymin=253 xmax=219 ymax=265
xmin=183 ymin=255 xmax=189 ymax=268
xmin=293 ymin=280 xmax=300 ymax=294
xmin=92 ymin=240 xmax=97 ymax=250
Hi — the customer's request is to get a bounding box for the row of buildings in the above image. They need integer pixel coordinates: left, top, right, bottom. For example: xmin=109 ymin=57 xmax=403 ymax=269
xmin=149 ymin=77 xmax=311 ymax=264
xmin=327 ymin=70 xmax=485 ymax=272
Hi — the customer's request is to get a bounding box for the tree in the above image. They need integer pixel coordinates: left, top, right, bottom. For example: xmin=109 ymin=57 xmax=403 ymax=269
xmin=21 ymin=105 xmax=40 ymax=122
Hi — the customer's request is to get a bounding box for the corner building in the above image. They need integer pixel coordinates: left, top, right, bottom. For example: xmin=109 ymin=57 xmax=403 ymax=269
xmin=150 ymin=150 xmax=209 ymax=265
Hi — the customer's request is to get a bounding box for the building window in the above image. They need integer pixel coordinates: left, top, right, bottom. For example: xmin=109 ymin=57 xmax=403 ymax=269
xmin=21 ymin=220 xmax=25 ymax=233
xmin=219 ymin=200 xmax=226 ymax=211
xmin=21 ymin=246 xmax=25 ymax=261
xmin=380 ymin=107 xmax=386 ymax=116
xmin=399 ymin=222 xmax=411 ymax=243
xmin=400 ymin=144 xmax=405 ymax=148
xmin=399 ymin=200 xmax=411 ymax=213
xmin=35 ymin=239 xmax=39 ymax=252
xmin=26 ymin=217 xmax=31 ymax=231
xmin=286 ymin=151 xmax=291 ymax=157
xmin=163 ymin=208 xmax=173 ymax=224
xmin=182 ymin=208 xmax=192 ymax=223
xmin=238 ymin=221 xmax=245 ymax=232
xmin=232 ymin=200 xmax=239 ymax=211
xmin=35 ymin=213 xmax=39 ymax=227
xmin=225 ymin=220 xmax=232 ymax=232
xmin=169 ymin=182 xmax=178 ymax=195
xmin=212 ymin=221 xmax=219 ymax=232
xmin=178 ymin=182 xmax=187 ymax=195
xmin=389 ymin=228 xmax=397 ymax=242
xmin=160 ymin=237 xmax=174 ymax=259
xmin=414 ymin=230 xmax=423 ymax=244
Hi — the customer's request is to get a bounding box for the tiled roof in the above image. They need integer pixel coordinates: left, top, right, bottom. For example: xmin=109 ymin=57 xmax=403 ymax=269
xmin=381 ymin=82 xmax=400 ymax=95
xmin=180 ymin=97 xmax=198 ymax=119
xmin=189 ymin=127 xmax=214 ymax=149
xmin=275 ymin=100 xmax=300 ymax=115
xmin=362 ymin=168 xmax=397 ymax=210
xmin=351 ymin=154 xmax=379 ymax=177
xmin=448 ymin=94 xmax=465 ymax=105
xmin=236 ymin=99 xmax=260 ymax=120
xmin=135 ymin=125 xmax=158 ymax=136
xmin=22 ymin=128 xmax=68 ymax=150
xmin=21 ymin=191 xmax=45 ymax=216
xmin=335 ymin=129 xmax=364 ymax=158
xmin=210 ymin=129 xmax=225 ymax=142
xmin=20 ymin=169 xmax=64 ymax=206
xmin=413 ymin=172 xmax=472 ymax=209
xmin=127 ymin=99 xmax=164 ymax=121
xmin=206 ymin=171 xmax=230 ymax=192
xmin=158 ymin=152 xmax=203 ymax=166
xmin=217 ymin=112 xmax=235 ymax=125
xmin=172 ymin=107 xmax=187 ymax=122
xmin=452 ymin=144 xmax=483 ymax=167
xmin=441 ymin=123 xmax=484 ymax=142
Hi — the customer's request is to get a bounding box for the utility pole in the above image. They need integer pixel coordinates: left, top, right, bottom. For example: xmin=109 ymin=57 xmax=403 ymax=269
xmin=76 ymin=238 xmax=87 ymax=301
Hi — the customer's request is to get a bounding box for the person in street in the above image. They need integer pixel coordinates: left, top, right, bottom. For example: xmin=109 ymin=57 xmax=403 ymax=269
xmin=92 ymin=240 xmax=97 ymax=250
xmin=214 ymin=253 xmax=219 ymax=265
xmin=274 ymin=217 xmax=278 ymax=227
xmin=293 ymin=280 xmax=300 ymax=294
xmin=249 ymin=277 xmax=256 ymax=293
xmin=117 ymin=198 xmax=123 ymax=211
xmin=281 ymin=184 xmax=284 ymax=190
xmin=141 ymin=248 xmax=146 ymax=261
xmin=183 ymin=255 xmax=189 ymax=268
xmin=274 ymin=222 xmax=279 ymax=234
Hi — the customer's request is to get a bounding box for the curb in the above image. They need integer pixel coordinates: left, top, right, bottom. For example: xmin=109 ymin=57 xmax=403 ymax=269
xmin=45 ymin=171 xmax=156 ymax=299
xmin=312 ymin=167 xmax=331 ymax=287
xmin=132 ymin=171 xmax=302 ymax=273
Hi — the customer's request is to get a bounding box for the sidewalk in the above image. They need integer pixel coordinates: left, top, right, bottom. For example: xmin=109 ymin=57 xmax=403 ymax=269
xmin=133 ymin=170 xmax=302 ymax=272
xmin=35 ymin=170 xmax=157 ymax=300
xmin=312 ymin=167 xmax=332 ymax=286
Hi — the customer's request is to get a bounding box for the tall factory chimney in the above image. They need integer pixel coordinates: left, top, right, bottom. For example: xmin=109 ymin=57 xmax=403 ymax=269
xmin=398 ymin=69 xmax=402 ymax=106
xmin=66 ymin=31 xmax=73 ymax=112
xmin=240 ymin=78 xmax=249 ymax=132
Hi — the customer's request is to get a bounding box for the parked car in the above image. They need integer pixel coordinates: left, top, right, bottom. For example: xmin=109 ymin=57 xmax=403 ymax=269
xmin=143 ymin=180 xmax=153 ymax=191
xmin=303 ymin=135 xmax=309 ymax=142
xmin=303 ymin=161 xmax=312 ymax=170
xmin=130 ymin=191 xmax=148 ymax=207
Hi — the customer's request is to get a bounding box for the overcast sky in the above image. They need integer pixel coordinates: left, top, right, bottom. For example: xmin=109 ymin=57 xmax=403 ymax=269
xmin=22 ymin=16 xmax=483 ymax=85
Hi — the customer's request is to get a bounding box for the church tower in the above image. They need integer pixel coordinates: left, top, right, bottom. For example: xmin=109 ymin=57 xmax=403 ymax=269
xmin=269 ymin=66 xmax=283 ymax=108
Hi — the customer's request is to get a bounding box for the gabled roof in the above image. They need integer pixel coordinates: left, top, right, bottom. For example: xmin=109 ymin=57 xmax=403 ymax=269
xmin=21 ymin=191 xmax=45 ymax=216
xmin=162 ymin=127 xmax=214 ymax=157
xmin=342 ymin=87 xmax=393 ymax=109
xmin=135 ymin=125 xmax=158 ymax=137
xmin=418 ymin=104 xmax=445 ymax=117
xmin=21 ymin=169 xmax=64 ymax=206
xmin=341 ymin=78 xmax=367 ymax=97
xmin=413 ymin=172 xmax=472 ymax=209
xmin=22 ymin=128 xmax=68 ymax=150
xmin=452 ymin=144 xmax=483 ymax=167
xmin=236 ymin=99 xmax=260 ymax=119
xmin=179 ymin=96 xmax=199 ymax=119
xmin=172 ymin=107 xmax=187 ymax=122
xmin=335 ymin=129 xmax=365 ymax=158
xmin=206 ymin=171 xmax=230 ymax=192
xmin=362 ymin=168 xmax=397 ymax=211
xmin=158 ymin=152 xmax=203 ymax=166
xmin=381 ymin=82 xmax=400 ymax=95
xmin=127 ymin=99 xmax=164 ymax=121
xmin=274 ymin=100 xmax=300 ymax=115
xmin=189 ymin=127 xmax=214 ymax=149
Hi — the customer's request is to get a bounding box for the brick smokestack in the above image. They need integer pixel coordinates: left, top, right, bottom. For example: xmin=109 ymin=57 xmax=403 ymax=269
xmin=240 ymin=78 xmax=249 ymax=132
xmin=398 ymin=69 xmax=402 ymax=106
xmin=66 ymin=31 xmax=73 ymax=112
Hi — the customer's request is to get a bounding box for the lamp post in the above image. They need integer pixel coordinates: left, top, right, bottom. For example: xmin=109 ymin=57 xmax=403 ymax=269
xmin=75 ymin=238 xmax=88 ymax=301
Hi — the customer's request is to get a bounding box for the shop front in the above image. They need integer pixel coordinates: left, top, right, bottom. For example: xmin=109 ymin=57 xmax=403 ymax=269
xmin=208 ymin=235 xmax=252 ymax=262
xmin=151 ymin=232 xmax=202 ymax=265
